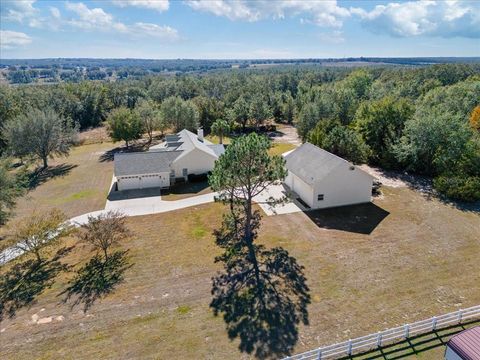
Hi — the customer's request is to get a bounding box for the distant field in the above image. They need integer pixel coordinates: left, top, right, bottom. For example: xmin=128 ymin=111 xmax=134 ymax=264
xmin=1 ymin=185 xmax=479 ymax=359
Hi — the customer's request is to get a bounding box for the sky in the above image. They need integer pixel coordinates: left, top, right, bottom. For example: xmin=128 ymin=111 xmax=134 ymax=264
xmin=0 ymin=0 xmax=479 ymax=59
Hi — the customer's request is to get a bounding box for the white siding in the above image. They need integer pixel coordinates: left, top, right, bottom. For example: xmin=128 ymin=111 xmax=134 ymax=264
xmin=312 ymin=164 xmax=372 ymax=209
xmin=117 ymin=172 xmax=170 ymax=191
xmin=172 ymin=148 xmax=217 ymax=177
xmin=286 ymin=171 xmax=315 ymax=208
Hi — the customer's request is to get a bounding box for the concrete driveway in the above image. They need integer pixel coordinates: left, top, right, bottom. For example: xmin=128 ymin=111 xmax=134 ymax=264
xmin=254 ymin=183 xmax=305 ymax=216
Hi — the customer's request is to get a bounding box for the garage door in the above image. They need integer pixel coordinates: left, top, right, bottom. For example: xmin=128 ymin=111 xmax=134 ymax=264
xmin=118 ymin=176 xmax=141 ymax=191
xmin=118 ymin=174 xmax=169 ymax=191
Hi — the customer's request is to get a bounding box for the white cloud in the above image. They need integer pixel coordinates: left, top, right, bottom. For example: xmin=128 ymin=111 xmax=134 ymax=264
xmin=50 ymin=7 xmax=61 ymax=19
xmin=0 ymin=30 xmax=32 ymax=49
xmin=64 ymin=2 xmax=178 ymax=40
xmin=111 ymin=0 xmax=169 ymax=12
xmin=355 ymin=0 xmax=480 ymax=38
xmin=318 ymin=30 xmax=345 ymax=44
xmin=1 ymin=0 xmax=37 ymax=22
xmin=185 ymin=0 xmax=351 ymax=28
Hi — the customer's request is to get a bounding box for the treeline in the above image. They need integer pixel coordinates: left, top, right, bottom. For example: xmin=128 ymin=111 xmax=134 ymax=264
xmin=1 ymin=63 xmax=480 ymax=201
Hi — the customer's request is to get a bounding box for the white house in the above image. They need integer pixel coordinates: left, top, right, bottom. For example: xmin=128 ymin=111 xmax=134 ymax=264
xmin=283 ymin=143 xmax=374 ymax=209
xmin=114 ymin=129 xmax=224 ymax=191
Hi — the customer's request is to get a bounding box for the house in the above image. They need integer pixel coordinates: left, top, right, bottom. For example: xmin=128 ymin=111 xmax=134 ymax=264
xmin=283 ymin=143 xmax=374 ymax=209
xmin=114 ymin=129 xmax=225 ymax=191
xmin=444 ymin=327 xmax=480 ymax=360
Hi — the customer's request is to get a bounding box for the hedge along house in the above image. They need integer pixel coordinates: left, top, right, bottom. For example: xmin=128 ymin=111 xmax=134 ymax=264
xmin=283 ymin=143 xmax=374 ymax=209
xmin=114 ymin=129 xmax=225 ymax=191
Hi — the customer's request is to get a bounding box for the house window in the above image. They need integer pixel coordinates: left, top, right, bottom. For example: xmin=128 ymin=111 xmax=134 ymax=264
xmin=317 ymin=194 xmax=324 ymax=201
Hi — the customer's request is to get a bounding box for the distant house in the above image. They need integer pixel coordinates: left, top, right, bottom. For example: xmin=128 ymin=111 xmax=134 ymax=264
xmin=114 ymin=129 xmax=224 ymax=191
xmin=283 ymin=143 xmax=374 ymax=209
xmin=445 ymin=327 xmax=480 ymax=360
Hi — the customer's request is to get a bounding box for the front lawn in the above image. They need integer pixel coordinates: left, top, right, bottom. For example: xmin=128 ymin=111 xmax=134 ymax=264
xmin=1 ymin=185 xmax=479 ymax=359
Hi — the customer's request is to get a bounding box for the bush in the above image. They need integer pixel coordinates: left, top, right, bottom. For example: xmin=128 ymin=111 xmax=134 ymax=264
xmin=433 ymin=175 xmax=480 ymax=202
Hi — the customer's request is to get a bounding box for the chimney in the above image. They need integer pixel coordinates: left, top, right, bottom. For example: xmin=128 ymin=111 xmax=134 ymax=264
xmin=197 ymin=128 xmax=204 ymax=142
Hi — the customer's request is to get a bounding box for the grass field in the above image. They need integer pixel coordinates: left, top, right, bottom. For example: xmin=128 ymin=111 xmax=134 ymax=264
xmin=0 ymin=141 xmax=117 ymax=250
xmin=268 ymin=142 xmax=296 ymax=156
xmin=1 ymin=184 xmax=479 ymax=359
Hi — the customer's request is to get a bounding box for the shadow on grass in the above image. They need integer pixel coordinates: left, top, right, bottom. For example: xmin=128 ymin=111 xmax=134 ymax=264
xmin=0 ymin=246 xmax=74 ymax=321
xmin=28 ymin=164 xmax=78 ymax=189
xmin=305 ymin=202 xmax=390 ymax=235
xmin=339 ymin=320 xmax=480 ymax=360
xmin=60 ymin=250 xmax=132 ymax=312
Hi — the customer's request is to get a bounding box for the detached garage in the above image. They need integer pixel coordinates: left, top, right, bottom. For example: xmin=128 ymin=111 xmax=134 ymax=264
xmin=114 ymin=151 xmax=180 ymax=191
xmin=284 ymin=143 xmax=374 ymax=209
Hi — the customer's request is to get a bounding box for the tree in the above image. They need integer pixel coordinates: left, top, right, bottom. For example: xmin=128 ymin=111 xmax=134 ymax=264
xmin=470 ymin=105 xmax=480 ymax=132
xmin=208 ymin=134 xmax=309 ymax=357
xmin=308 ymin=120 xmax=370 ymax=164
xmin=159 ymin=96 xmax=199 ymax=132
xmin=3 ymin=108 xmax=77 ymax=168
xmin=107 ymin=107 xmax=144 ymax=148
xmin=211 ymin=119 xmax=230 ymax=144
xmin=77 ymin=211 xmax=131 ymax=261
xmin=354 ymin=97 xmax=413 ymax=167
xmin=228 ymin=96 xmax=250 ymax=131
xmin=248 ymin=97 xmax=272 ymax=129
xmin=0 ymin=159 xmax=25 ymax=225
xmin=13 ymin=209 xmax=71 ymax=263
xmin=135 ymin=100 xmax=162 ymax=144
xmin=296 ymin=103 xmax=319 ymax=141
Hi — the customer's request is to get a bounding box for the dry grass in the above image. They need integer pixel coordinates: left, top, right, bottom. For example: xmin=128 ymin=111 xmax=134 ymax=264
xmin=1 ymin=186 xmax=479 ymax=359
xmin=0 ymin=142 xmax=117 ymax=249
xmin=268 ymin=142 xmax=296 ymax=156
xmin=205 ymin=134 xmax=232 ymax=145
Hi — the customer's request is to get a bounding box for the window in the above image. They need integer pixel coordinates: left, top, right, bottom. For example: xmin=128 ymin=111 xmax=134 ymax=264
xmin=317 ymin=194 xmax=324 ymax=201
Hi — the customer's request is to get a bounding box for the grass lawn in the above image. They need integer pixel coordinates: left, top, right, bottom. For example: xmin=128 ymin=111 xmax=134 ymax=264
xmin=1 ymin=185 xmax=479 ymax=359
xmin=0 ymin=141 xmax=117 ymax=250
xmin=161 ymin=180 xmax=212 ymax=201
xmin=268 ymin=142 xmax=296 ymax=156
xmin=205 ymin=134 xmax=232 ymax=145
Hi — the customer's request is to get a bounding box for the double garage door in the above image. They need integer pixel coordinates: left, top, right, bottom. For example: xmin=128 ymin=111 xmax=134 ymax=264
xmin=118 ymin=173 xmax=170 ymax=191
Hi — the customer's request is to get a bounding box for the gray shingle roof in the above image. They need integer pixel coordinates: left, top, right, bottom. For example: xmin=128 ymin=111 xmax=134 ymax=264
xmin=114 ymin=151 xmax=181 ymax=177
xmin=208 ymin=144 xmax=226 ymax=157
xmin=284 ymin=142 xmax=373 ymax=186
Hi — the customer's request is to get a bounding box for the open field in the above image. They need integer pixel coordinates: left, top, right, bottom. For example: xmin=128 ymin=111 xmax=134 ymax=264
xmin=0 ymin=142 xmax=117 ymax=251
xmin=1 ymin=184 xmax=479 ymax=359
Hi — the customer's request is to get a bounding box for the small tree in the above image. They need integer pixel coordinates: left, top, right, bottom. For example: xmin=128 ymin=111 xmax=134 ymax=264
xmin=0 ymin=158 xmax=25 ymax=225
xmin=13 ymin=209 xmax=70 ymax=263
xmin=211 ymin=119 xmax=230 ymax=144
xmin=77 ymin=211 xmax=131 ymax=261
xmin=3 ymin=108 xmax=77 ymax=168
xmin=107 ymin=107 xmax=143 ymax=148
xmin=470 ymin=105 xmax=480 ymax=132
xmin=135 ymin=100 xmax=162 ymax=144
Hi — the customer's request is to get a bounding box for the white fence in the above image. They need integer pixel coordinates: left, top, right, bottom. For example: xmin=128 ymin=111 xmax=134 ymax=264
xmin=285 ymin=305 xmax=480 ymax=360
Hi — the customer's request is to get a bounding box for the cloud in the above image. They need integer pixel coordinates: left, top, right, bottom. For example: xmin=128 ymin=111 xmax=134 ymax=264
xmin=0 ymin=0 xmax=37 ymax=22
xmin=0 ymin=30 xmax=32 ymax=49
xmin=50 ymin=7 xmax=61 ymax=20
xmin=185 ymin=0 xmax=351 ymax=28
xmin=355 ymin=0 xmax=480 ymax=38
xmin=318 ymin=30 xmax=345 ymax=44
xmin=111 ymin=0 xmax=169 ymax=12
xmin=64 ymin=2 xmax=178 ymax=40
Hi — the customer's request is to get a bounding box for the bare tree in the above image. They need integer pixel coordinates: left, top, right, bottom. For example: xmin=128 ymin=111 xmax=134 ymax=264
xmin=14 ymin=209 xmax=71 ymax=263
xmin=77 ymin=211 xmax=131 ymax=261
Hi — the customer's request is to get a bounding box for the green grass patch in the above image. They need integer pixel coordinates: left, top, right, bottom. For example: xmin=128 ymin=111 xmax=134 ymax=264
xmin=176 ymin=305 xmax=191 ymax=315
xmin=268 ymin=142 xmax=296 ymax=156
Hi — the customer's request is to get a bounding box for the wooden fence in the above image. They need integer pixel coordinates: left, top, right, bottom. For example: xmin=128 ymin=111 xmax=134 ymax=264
xmin=285 ymin=305 xmax=480 ymax=360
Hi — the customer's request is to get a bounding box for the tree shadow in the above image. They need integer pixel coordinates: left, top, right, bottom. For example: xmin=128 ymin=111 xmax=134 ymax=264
xmin=99 ymin=142 xmax=150 ymax=162
xmin=60 ymin=250 xmax=132 ymax=312
xmin=28 ymin=164 xmax=78 ymax=189
xmin=305 ymin=203 xmax=390 ymax=235
xmin=211 ymin=211 xmax=310 ymax=359
xmin=0 ymin=246 xmax=74 ymax=321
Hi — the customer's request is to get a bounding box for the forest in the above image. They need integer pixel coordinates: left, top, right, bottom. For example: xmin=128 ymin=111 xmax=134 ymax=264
xmin=1 ymin=63 xmax=479 ymax=223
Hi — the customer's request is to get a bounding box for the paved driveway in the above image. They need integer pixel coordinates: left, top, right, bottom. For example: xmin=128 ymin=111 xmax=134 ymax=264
xmin=254 ymin=183 xmax=305 ymax=216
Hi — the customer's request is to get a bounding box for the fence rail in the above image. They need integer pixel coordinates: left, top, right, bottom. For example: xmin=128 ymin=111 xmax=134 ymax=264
xmin=285 ymin=305 xmax=480 ymax=360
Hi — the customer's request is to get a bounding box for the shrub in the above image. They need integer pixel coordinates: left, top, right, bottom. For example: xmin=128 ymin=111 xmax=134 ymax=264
xmin=433 ymin=175 xmax=480 ymax=202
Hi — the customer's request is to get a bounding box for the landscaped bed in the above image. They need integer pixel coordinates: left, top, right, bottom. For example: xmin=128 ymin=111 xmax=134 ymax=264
xmin=1 ymin=185 xmax=479 ymax=359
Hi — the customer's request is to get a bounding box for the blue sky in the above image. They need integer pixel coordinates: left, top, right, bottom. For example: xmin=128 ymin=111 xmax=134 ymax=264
xmin=1 ymin=0 xmax=479 ymax=59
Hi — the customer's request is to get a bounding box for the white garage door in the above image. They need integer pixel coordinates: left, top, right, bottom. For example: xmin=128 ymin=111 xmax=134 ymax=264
xmin=118 ymin=173 xmax=169 ymax=191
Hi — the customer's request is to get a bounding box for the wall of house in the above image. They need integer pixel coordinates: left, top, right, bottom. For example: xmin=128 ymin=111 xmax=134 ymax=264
xmin=444 ymin=346 xmax=463 ymax=360
xmin=172 ymin=148 xmax=217 ymax=177
xmin=312 ymin=164 xmax=372 ymax=209
xmin=285 ymin=171 xmax=315 ymax=208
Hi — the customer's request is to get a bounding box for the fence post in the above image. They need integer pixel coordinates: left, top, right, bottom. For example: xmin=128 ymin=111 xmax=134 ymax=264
xmin=317 ymin=349 xmax=322 ymax=360
xmin=377 ymin=332 xmax=383 ymax=348
xmin=404 ymin=324 xmax=410 ymax=338
xmin=347 ymin=340 xmax=353 ymax=355
xmin=432 ymin=317 xmax=437 ymax=331
xmin=458 ymin=310 xmax=463 ymax=323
